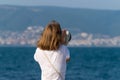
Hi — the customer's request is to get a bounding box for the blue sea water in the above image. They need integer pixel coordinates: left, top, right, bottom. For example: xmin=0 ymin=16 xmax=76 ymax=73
xmin=0 ymin=47 xmax=120 ymax=80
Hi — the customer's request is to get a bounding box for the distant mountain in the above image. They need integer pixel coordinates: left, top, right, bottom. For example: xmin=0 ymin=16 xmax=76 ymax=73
xmin=0 ymin=5 xmax=120 ymax=36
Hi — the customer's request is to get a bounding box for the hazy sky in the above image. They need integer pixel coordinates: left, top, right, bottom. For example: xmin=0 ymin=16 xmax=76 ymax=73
xmin=0 ymin=0 xmax=120 ymax=10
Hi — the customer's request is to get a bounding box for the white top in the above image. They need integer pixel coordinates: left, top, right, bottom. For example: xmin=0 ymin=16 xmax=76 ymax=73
xmin=34 ymin=45 xmax=70 ymax=80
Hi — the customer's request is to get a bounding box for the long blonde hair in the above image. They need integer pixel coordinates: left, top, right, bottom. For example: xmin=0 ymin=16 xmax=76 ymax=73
xmin=37 ymin=21 xmax=62 ymax=50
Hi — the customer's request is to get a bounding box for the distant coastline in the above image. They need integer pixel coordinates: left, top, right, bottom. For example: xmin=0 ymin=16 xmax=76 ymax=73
xmin=0 ymin=26 xmax=120 ymax=47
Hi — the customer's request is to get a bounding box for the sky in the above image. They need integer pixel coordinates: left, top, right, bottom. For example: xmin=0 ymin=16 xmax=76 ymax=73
xmin=0 ymin=0 xmax=120 ymax=10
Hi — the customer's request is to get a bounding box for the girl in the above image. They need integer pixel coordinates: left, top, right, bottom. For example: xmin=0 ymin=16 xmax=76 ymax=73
xmin=34 ymin=20 xmax=70 ymax=80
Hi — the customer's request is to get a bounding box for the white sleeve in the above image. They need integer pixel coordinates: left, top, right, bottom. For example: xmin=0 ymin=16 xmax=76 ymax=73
xmin=64 ymin=46 xmax=70 ymax=59
xmin=34 ymin=48 xmax=39 ymax=62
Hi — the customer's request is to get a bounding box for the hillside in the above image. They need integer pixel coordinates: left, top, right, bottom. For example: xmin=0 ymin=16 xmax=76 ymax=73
xmin=0 ymin=5 xmax=120 ymax=36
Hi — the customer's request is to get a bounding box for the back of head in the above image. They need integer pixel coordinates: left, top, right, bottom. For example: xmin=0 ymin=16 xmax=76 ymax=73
xmin=37 ymin=20 xmax=62 ymax=50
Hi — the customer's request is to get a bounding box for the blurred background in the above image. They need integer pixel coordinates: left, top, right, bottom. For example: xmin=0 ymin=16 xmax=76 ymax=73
xmin=0 ymin=0 xmax=120 ymax=80
xmin=1 ymin=0 xmax=120 ymax=47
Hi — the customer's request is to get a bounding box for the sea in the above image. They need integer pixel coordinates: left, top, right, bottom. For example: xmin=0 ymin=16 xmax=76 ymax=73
xmin=0 ymin=47 xmax=120 ymax=80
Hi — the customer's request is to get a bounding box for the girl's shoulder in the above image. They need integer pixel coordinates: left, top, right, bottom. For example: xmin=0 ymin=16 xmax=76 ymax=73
xmin=35 ymin=47 xmax=44 ymax=53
